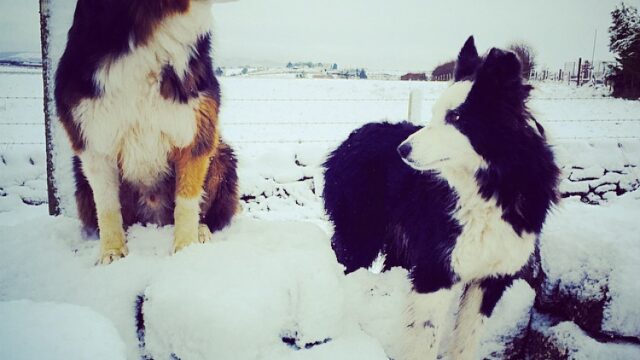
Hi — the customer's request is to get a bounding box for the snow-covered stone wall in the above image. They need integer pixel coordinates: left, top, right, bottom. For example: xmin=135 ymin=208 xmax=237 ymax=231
xmin=557 ymin=140 xmax=640 ymax=204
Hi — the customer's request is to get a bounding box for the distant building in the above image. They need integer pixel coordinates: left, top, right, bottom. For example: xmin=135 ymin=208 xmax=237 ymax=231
xmin=336 ymin=69 xmax=360 ymax=79
xmin=401 ymin=73 xmax=428 ymax=81
xmin=313 ymin=74 xmax=335 ymax=79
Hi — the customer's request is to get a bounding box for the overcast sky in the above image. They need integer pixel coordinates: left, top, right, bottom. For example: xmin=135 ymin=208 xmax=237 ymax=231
xmin=1 ymin=0 xmax=638 ymax=71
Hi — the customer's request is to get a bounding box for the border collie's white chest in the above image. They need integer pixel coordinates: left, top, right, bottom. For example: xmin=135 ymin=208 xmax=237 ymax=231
xmin=72 ymin=6 xmax=213 ymax=186
xmin=445 ymin=170 xmax=536 ymax=282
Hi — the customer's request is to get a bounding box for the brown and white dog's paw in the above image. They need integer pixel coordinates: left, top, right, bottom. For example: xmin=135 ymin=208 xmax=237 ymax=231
xmin=97 ymin=244 xmax=129 ymax=265
xmin=198 ymin=224 xmax=213 ymax=244
xmin=172 ymin=230 xmax=197 ymax=254
xmin=172 ymin=224 xmax=212 ymax=254
xmin=96 ymin=227 xmax=128 ymax=265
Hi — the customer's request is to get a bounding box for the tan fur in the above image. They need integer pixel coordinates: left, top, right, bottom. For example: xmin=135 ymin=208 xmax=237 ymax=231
xmin=173 ymin=150 xmax=213 ymax=198
xmin=97 ymin=210 xmax=128 ymax=264
xmin=171 ymin=95 xmax=221 ymax=251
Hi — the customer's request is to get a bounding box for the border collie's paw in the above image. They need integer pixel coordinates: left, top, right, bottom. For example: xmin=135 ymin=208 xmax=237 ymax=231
xmin=97 ymin=245 xmax=129 ymax=265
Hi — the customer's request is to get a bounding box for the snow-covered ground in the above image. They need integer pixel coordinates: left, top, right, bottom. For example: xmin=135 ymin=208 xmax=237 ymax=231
xmin=1 ymin=67 xmax=640 ymax=359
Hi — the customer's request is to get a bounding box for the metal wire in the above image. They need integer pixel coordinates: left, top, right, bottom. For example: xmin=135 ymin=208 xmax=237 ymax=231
xmin=0 ymin=142 xmax=46 ymax=145
xmin=2 ymin=136 xmax=639 ymax=146
xmin=222 ymin=118 xmax=640 ymax=126
xmin=1 ymin=118 xmax=640 ymax=127
xmin=0 ymin=95 xmax=623 ymax=101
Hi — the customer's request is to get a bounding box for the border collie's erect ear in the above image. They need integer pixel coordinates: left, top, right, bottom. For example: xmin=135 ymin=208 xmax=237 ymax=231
xmin=454 ymin=36 xmax=481 ymax=81
xmin=475 ymin=47 xmax=531 ymax=104
xmin=481 ymin=48 xmax=523 ymax=81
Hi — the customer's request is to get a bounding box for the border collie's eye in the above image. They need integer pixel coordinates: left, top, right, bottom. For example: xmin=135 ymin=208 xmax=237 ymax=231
xmin=446 ymin=110 xmax=460 ymax=123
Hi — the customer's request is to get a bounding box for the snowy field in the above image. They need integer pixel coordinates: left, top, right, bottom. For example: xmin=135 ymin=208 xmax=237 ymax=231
xmin=1 ymin=66 xmax=640 ymax=359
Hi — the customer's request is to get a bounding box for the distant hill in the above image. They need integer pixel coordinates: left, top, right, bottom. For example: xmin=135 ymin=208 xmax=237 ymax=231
xmin=0 ymin=52 xmax=42 ymax=68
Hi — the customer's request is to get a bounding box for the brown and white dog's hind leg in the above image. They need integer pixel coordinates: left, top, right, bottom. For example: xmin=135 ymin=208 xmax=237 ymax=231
xmin=78 ymin=151 xmax=128 ymax=265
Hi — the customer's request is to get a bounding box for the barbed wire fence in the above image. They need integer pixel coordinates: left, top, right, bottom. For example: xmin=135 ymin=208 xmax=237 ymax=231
xmin=1 ymin=94 xmax=640 ymax=148
xmin=1 ymin=90 xmax=639 ymax=211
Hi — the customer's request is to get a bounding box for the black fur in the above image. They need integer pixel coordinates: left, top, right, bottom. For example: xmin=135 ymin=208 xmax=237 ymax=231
xmin=190 ymin=34 xmax=221 ymax=105
xmin=72 ymin=155 xmax=98 ymax=234
xmin=479 ymin=276 xmax=515 ymax=317
xmin=453 ymin=48 xmax=560 ymax=235
xmin=159 ymin=34 xmax=221 ymax=106
xmin=454 ymin=36 xmax=481 ymax=81
xmin=55 ymin=0 xmax=143 ymax=105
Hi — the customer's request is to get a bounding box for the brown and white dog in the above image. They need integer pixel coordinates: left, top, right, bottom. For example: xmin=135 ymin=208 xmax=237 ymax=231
xmin=55 ymin=0 xmax=239 ymax=264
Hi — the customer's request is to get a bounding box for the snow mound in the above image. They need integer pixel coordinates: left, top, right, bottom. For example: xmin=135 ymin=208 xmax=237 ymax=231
xmin=530 ymin=316 xmax=640 ymax=360
xmin=540 ymin=194 xmax=640 ymax=338
xmin=0 ymin=147 xmax=47 ymax=211
xmin=480 ymin=280 xmax=536 ymax=359
xmin=0 ymin=300 xmax=126 ymax=360
xmin=142 ymin=218 xmax=387 ymax=360
xmin=343 ymin=268 xmax=414 ymax=359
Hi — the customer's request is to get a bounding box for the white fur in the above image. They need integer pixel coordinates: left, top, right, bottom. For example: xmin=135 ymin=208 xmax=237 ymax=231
xmin=400 ymin=81 xmax=480 ymax=174
xmin=78 ymin=151 xmax=122 ymax=215
xmin=399 ymin=287 xmax=460 ymax=360
xmin=73 ymin=4 xmax=213 ymax=187
xmin=400 ymin=80 xmax=535 ymax=282
xmin=173 ymin=195 xmax=204 ymax=252
xmin=447 ymin=170 xmax=535 ymax=281
xmin=79 ymin=151 xmax=128 ymax=263
xmin=446 ymin=283 xmax=485 ymax=360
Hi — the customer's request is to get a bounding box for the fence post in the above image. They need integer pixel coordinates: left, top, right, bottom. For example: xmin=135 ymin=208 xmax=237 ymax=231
xmin=408 ymin=89 xmax=423 ymax=125
xmin=576 ymin=58 xmax=582 ymax=86
xmin=39 ymin=0 xmax=60 ymax=216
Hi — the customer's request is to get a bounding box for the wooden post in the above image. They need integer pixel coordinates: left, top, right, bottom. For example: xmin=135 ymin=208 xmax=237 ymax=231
xmin=39 ymin=0 xmax=60 ymax=216
xmin=408 ymin=89 xmax=423 ymax=125
xmin=576 ymin=57 xmax=582 ymax=87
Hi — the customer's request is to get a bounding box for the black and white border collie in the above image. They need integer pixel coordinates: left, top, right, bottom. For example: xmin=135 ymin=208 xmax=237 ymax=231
xmin=55 ymin=0 xmax=239 ymax=265
xmin=323 ymin=37 xmax=560 ymax=359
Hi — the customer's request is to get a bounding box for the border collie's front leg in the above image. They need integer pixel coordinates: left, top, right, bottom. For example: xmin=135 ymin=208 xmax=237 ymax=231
xmin=78 ymin=151 xmax=128 ymax=265
xmin=399 ymin=288 xmax=458 ymax=360
xmin=447 ymin=282 xmax=484 ymax=360
xmin=447 ymin=277 xmax=514 ymax=360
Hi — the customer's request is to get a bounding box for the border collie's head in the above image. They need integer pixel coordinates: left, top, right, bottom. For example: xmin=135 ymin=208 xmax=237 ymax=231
xmin=399 ymin=36 xmax=560 ymax=234
xmin=399 ymin=36 xmax=535 ymax=174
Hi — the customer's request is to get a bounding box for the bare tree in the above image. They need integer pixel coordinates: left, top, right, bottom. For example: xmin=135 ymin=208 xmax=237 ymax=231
xmin=508 ymin=42 xmax=537 ymax=79
xmin=431 ymin=60 xmax=456 ymax=80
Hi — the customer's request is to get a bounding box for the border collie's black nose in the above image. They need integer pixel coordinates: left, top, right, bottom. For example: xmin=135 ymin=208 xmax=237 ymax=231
xmin=398 ymin=143 xmax=412 ymax=158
